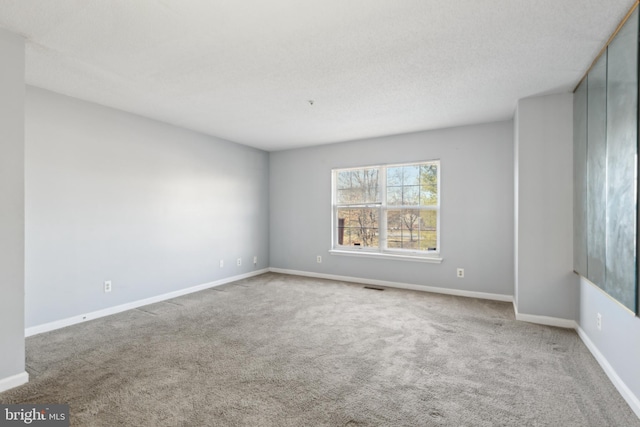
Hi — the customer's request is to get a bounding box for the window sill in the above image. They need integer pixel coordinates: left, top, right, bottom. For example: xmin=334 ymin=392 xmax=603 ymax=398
xmin=328 ymin=249 xmax=443 ymax=264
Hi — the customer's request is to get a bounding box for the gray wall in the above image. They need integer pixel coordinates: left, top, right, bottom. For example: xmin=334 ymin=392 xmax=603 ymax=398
xmin=0 ymin=29 xmax=26 ymax=383
xmin=579 ymin=277 xmax=640 ymax=407
xmin=270 ymin=121 xmax=514 ymax=295
xmin=514 ymin=93 xmax=578 ymax=320
xmin=25 ymin=87 xmax=270 ymax=328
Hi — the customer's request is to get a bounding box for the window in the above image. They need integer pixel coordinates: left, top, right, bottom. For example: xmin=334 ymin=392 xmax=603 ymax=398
xmin=331 ymin=161 xmax=440 ymax=261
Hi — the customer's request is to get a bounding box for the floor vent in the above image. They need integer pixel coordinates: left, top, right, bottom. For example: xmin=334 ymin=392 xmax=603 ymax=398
xmin=364 ymin=286 xmax=384 ymax=291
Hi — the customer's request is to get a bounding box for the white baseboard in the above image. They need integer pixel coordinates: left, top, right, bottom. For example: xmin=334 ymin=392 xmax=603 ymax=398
xmin=576 ymin=325 xmax=640 ymax=419
xmin=0 ymin=371 xmax=28 ymax=393
xmin=269 ymin=268 xmax=513 ymax=302
xmin=25 ymin=269 xmax=269 ymax=337
xmin=512 ymin=301 xmax=577 ymax=329
xmin=512 ymin=301 xmax=639 ymax=418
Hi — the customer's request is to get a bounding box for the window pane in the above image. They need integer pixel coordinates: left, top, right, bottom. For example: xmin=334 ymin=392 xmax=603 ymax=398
xmin=386 ymin=210 xmax=403 ymax=249
xmin=337 ymin=208 xmax=355 ymax=228
xmin=386 ymin=209 xmax=421 ymax=249
xmin=420 ymin=210 xmax=438 ymax=250
xmin=387 ymin=186 xmax=402 ymax=205
xmin=337 ymin=208 xmax=379 ymax=248
xmin=344 ymin=168 xmax=380 ymax=204
xmin=386 ymin=209 xmax=437 ymax=251
xmin=337 ymin=171 xmax=352 ymax=189
xmin=402 ymin=165 xmax=420 ymax=185
xmin=419 ymin=164 xmax=438 ymax=206
xmin=365 ymin=169 xmax=380 ymax=203
xmin=337 ymin=189 xmax=352 ymax=204
xmin=387 ymin=237 xmax=403 ymax=249
xmin=387 ymin=167 xmax=402 ymax=186
xmin=403 ymin=186 xmax=419 ymax=205
xmin=341 ymin=228 xmax=379 ymax=247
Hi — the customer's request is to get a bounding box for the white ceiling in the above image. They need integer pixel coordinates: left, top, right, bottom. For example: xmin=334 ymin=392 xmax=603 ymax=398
xmin=0 ymin=1 xmax=635 ymax=151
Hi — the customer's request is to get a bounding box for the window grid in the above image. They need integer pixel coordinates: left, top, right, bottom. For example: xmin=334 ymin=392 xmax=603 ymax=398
xmin=332 ymin=161 xmax=440 ymax=256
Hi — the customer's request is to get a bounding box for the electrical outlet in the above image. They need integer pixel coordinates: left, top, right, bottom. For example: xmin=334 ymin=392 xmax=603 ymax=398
xmin=456 ymin=268 xmax=464 ymax=278
xmin=219 ymin=259 xmax=224 ymax=268
xmin=104 ymin=280 xmax=112 ymax=293
xmin=317 ymin=255 xmax=322 ymax=263
xmin=237 ymin=258 xmax=242 ymax=267
xmin=253 ymin=256 xmax=257 ymax=265
xmin=596 ymin=313 xmax=602 ymax=330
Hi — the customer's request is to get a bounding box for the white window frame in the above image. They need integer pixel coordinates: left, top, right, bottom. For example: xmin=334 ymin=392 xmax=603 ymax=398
xmin=330 ymin=160 xmax=442 ymax=263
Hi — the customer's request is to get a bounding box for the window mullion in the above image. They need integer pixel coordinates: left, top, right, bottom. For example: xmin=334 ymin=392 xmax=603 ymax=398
xmin=380 ymin=166 xmax=387 ymax=253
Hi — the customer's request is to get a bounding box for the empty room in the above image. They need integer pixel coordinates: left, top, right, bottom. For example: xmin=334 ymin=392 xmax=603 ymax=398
xmin=1 ymin=1 xmax=640 ymax=425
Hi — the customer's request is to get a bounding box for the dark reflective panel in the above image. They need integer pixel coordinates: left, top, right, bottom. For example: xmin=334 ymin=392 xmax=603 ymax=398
xmin=573 ymin=79 xmax=588 ymax=276
xmin=605 ymin=8 xmax=638 ymax=311
xmin=587 ymin=53 xmax=607 ymax=286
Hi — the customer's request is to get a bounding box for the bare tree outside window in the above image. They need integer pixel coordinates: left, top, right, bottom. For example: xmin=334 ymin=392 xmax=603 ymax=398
xmin=336 ymin=168 xmax=380 ymax=248
xmin=386 ymin=163 xmax=438 ymax=250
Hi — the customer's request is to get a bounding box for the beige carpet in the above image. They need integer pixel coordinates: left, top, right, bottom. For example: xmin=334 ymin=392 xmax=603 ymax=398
xmin=1 ymin=273 xmax=638 ymax=426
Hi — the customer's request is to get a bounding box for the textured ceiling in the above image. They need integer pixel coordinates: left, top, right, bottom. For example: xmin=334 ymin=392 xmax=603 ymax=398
xmin=0 ymin=1 xmax=635 ymax=151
